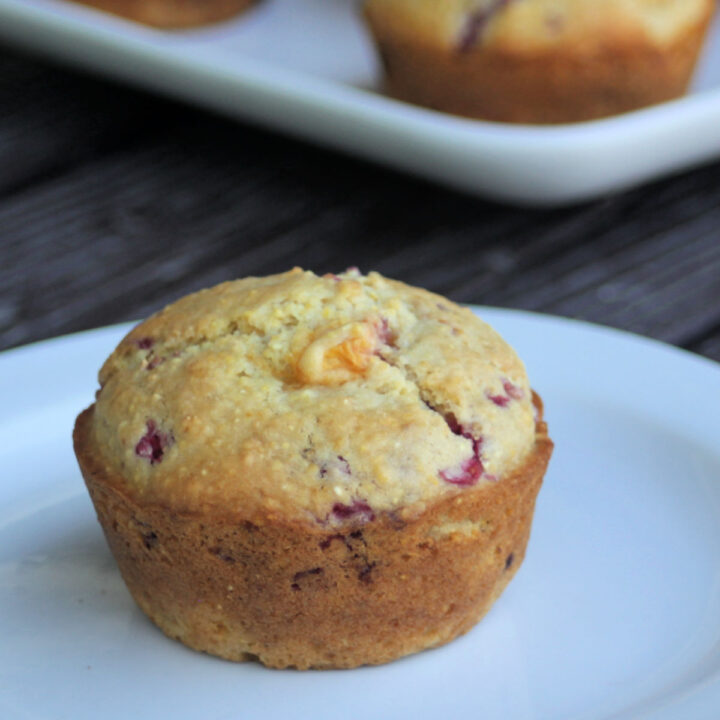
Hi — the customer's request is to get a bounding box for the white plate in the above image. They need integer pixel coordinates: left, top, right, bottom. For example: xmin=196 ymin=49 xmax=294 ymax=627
xmin=2 ymin=309 xmax=720 ymax=720
xmin=0 ymin=0 xmax=719 ymax=206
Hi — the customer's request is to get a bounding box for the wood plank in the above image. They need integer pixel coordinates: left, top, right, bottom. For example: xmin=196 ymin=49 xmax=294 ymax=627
xmin=3 ymin=109 xmax=720 ymax=353
xmin=0 ymin=48 xmax=174 ymax=194
xmin=0 ymin=115 xmax=396 ymax=349
xmin=688 ymin=329 xmax=720 ymax=363
xmin=2 ymin=47 xmax=720 ymax=360
xmin=442 ymin=164 xmax=720 ymax=346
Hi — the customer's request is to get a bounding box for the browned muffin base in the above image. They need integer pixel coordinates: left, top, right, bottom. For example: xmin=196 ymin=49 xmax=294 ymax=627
xmin=73 ymin=0 xmax=257 ymax=28
xmin=371 ymin=11 xmax=713 ymax=123
xmin=74 ymin=397 xmax=552 ymax=669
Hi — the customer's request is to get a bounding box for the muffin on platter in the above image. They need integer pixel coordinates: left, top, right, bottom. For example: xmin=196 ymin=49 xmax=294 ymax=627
xmin=363 ymin=0 xmax=715 ymax=123
xmin=73 ymin=268 xmax=553 ymax=669
xmin=73 ymin=0 xmax=259 ymax=28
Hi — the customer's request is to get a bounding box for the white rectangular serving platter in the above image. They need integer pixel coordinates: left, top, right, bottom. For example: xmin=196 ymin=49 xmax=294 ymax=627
xmin=0 ymin=0 xmax=719 ymax=206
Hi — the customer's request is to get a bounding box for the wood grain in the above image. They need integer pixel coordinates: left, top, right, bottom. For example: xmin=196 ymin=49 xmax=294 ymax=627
xmin=0 ymin=46 xmax=719 ymax=364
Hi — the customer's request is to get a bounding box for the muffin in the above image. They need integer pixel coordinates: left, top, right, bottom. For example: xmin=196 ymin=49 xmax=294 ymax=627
xmin=363 ymin=0 xmax=715 ymax=123
xmin=72 ymin=0 xmax=259 ymax=28
xmin=73 ymin=268 xmax=552 ymax=669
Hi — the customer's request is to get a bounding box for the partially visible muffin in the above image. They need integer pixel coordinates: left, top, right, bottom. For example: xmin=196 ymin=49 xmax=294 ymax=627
xmin=74 ymin=268 xmax=552 ymax=669
xmin=363 ymin=0 xmax=715 ymax=123
xmin=73 ymin=0 xmax=259 ymax=28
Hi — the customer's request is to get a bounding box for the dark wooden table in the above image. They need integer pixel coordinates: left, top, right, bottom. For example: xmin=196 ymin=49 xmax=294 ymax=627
xmin=2 ymin=44 xmax=719 ymax=363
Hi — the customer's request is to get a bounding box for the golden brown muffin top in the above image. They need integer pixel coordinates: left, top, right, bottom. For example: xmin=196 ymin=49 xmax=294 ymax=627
xmin=91 ymin=269 xmax=536 ymax=525
xmin=364 ymin=0 xmax=713 ymax=52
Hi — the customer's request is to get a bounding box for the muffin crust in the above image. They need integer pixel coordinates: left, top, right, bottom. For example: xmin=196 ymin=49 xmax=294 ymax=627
xmin=364 ymin=0 xmax=715 ymax=123
xmin=75 ymin=268 xmax=552 ymax=668
xmin=73 ymin=0 xmax=258 ymax=28
xmin=75 ymin=402 xmax=550 ymax=669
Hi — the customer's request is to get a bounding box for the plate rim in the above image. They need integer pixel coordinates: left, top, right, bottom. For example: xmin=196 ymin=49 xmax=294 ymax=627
xmin=2 ymin=308 xmax=720 ymax=720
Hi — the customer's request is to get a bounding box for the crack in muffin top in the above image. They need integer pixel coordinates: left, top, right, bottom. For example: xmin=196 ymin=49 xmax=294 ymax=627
xmin=92 ymin=268 xmax=536 ymax=525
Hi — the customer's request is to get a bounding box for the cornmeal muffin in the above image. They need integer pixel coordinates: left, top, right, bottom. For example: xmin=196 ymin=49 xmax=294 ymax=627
xmin=363 ymin=0 xmax=715 ymax=123
xmin=72 ymin=0 xmax=258 ymax=28
xmin=73 ymin=268 xmax=552 ymax=669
